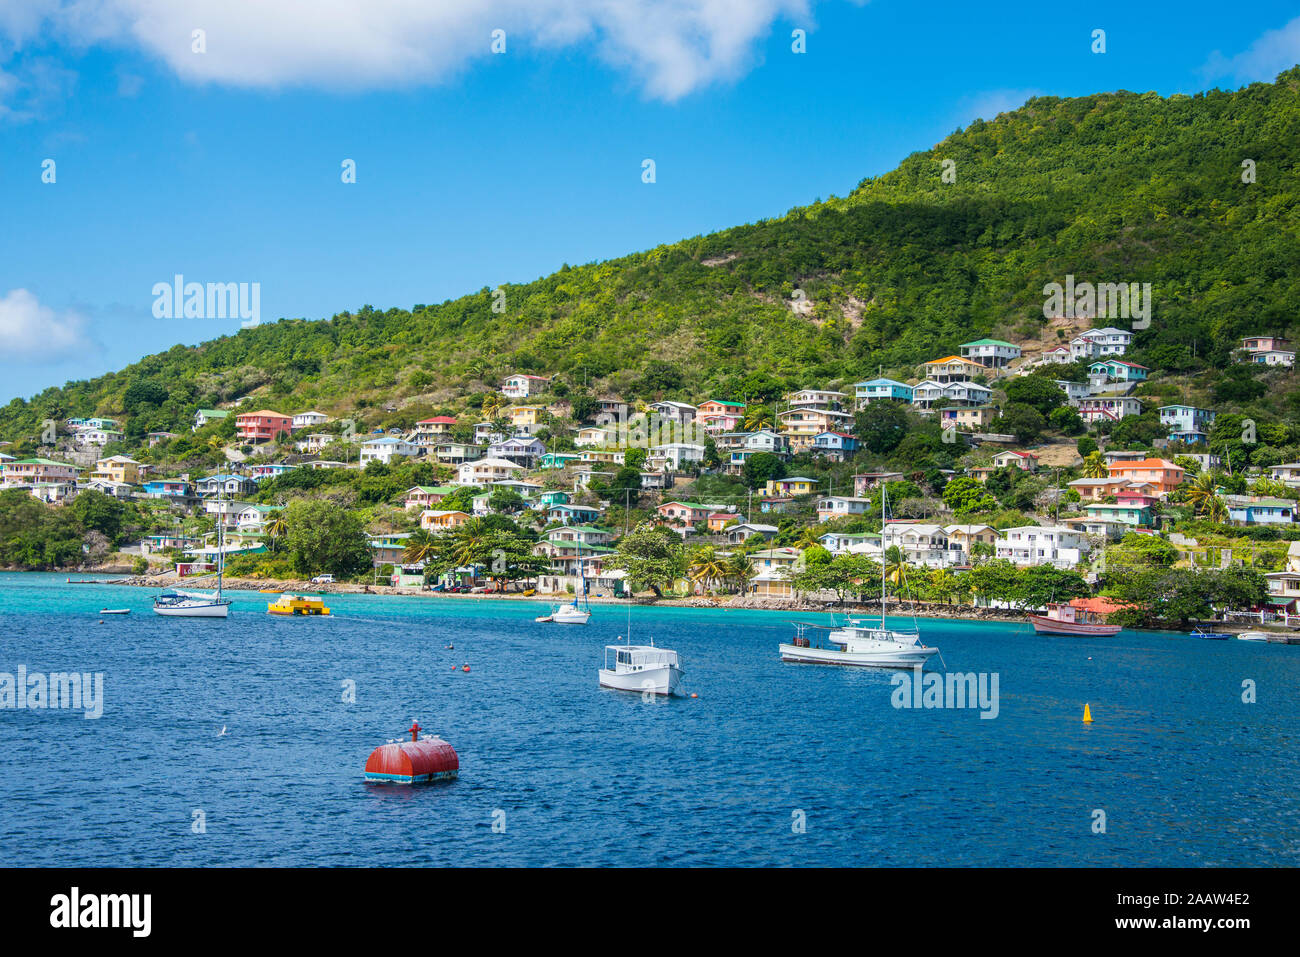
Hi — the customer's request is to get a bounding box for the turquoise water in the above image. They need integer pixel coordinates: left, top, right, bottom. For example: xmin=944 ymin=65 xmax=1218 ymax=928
xmin=1 ymin=571 xmax=1297 ymax=866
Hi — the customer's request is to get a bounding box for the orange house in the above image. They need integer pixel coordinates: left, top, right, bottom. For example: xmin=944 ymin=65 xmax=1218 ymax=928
xmin=1105 ymin=458 xmax=1184 ymax=497
xmin=236 ymin=409 xmax=293 ymax=443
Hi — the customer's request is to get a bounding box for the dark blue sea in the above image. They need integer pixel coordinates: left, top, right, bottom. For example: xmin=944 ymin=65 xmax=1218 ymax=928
xmin=1 ymin=572 xmax=1297 ymax=866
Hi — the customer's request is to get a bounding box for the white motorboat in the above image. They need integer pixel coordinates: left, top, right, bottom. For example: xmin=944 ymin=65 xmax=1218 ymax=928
xmin=779 ymin=484 xmax=940 ymax=670
xmin=1238 ymin=631 xmax=1271 ymax=642
xmin=598 ymin=643 xmax=685 ymax=696
xmin=780 ymin=620 xmax=939 ymax=668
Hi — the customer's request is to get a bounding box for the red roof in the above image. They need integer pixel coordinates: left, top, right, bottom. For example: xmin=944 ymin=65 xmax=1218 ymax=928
xmin=418 ymin=416 xmax=457 ymax=424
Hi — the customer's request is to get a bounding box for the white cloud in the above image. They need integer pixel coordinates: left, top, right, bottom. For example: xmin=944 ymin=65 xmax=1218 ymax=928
xmin=0 ymin=0 xmax=813 ymax=102
xmin=1202 ymin=16 xmax=1300 ymax=85
xmin=0 ymin=288 xmax=85 ymax=359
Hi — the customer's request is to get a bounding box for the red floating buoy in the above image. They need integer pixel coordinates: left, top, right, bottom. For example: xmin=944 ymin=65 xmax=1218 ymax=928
xmin=364 ymin=721 xmax=459 ymax=785
xmin=462 ymin=664 xmax=470 ymax=672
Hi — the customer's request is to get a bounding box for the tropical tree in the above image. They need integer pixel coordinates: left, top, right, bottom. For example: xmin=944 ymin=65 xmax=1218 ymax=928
xmin=1081 ymin=451 xmax=1108 ymax=479
xmin=725 ymin=554 xmax=755 ymax=593
xmin=688 ymin=545 xmax=729 ymax=593
xmin=402 ymin=529 xmax=441 ymax=564
xmin=1183 ymin=470 xmax=1223 ymax=517
xmin=605 ymin=524 xmax=688 ymax=597
xmin=263 ymin=509 xmax=288 ymax=554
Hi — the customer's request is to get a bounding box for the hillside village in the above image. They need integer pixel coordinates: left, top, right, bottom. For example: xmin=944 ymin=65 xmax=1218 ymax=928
xmin=4 ymin=320 xmax=1300 ymax=629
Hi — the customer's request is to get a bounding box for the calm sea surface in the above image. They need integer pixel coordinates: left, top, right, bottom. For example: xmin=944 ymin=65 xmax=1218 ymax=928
xmin=1 ymin=571 xmax=1297 ymax=866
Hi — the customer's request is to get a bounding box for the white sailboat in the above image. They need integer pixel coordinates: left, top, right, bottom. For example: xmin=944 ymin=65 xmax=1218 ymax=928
xmin=536 ymin=547 xmax=592 ymax=624
xmin=154 ymin=479 xmax=233 ymax=618
xmin=779 ymin=485 xmax=940 ymax=669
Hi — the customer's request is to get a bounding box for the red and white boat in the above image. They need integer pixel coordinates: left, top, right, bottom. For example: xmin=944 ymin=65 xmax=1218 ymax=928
xmin=1028 ymin=602 xmax=1120 ymax=636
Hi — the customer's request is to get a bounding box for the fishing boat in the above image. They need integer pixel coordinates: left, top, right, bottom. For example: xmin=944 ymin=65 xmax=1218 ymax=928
xmin=1237 ymin=631 xmax=1270 ymax=642
xmin=267 ymin=594 xmax=331 ymax=616
xmin=1190 ymin=627 xmax=1231 ymax=640
xmin=598 ymin=642 xmax=685 ymax=696
xmin=1028 ymin=602 xmax=1120 ymax=636
xmin=99 ymin=609 xmax=130 ymax=615
xmin=779 ymin=485 xmax=940 ymax=669
xmin=154 ymin=482 xmax=232 ymax=618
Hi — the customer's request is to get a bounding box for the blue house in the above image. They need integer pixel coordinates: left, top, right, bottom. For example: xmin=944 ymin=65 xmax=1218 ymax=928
xmin=854 ymin=377 xmax=914 ymax=407
xmin=812 ymin=431 xmax=859 ymax=461
xmin=546 ymin=503 xmax=601 ymax=525
xmin=1089 ymin=359 xmax=1148 ymax=383
xmin=1159 ymin=405 xmax=1216 ymax=433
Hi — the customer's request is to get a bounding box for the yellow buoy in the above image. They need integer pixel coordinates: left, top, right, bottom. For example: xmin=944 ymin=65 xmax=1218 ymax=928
xmin=1083 ymin=703 xmax=1093 ymax=723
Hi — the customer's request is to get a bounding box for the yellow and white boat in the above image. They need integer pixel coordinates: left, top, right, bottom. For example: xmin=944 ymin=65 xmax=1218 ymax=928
xmin=267 ymin=594 xmax=331 ymax=616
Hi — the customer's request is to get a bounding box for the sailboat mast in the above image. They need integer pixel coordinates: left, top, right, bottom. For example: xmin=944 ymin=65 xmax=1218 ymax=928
xmin=217 ymin=476 xmax=224 ymax=598
xmin=880 ymin=484 xmax=887 ymax=629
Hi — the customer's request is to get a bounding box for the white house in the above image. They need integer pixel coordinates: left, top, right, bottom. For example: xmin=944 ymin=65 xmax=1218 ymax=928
xmin=647 ymin=443 xmax=705 ymax=471
xmin=816 ymin=496 xmax=873 ymax=523
xmin=995 ymin=525 xmax=1090 ymax=569
xmin=501 ymin=374 xmax=551 ymax=398
xmin=359 ymin=436 xmax=421 ymax=465
xmin=1055 ymin=380 xmax=1091 ymax=406
xmin=881 ymin=523 xmax=956 ymax=568
xmin=1077 ymin=396 xmax=1143 ymax=423
xmin=358 ymin=434 xmax=418 ymax=465
xmin=959 ymin=338 xmax=1021 ymax=368
xmin=292 ymin=411 xmax=330 ymax=430
xmin=458 ymin=457 xmax=524 ymax=486
xmin=646 ymin=400 xmax=697 ymax=424
xmin=1239 ymin=337 xmax=1295 ymax=366
xmin=1070 ymin=327 xmax=1132 ymax=359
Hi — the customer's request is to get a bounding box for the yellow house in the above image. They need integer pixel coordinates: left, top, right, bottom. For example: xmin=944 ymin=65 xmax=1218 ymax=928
xmin=90 ymin=455 xmax=141 ymax=485
xmin=923 ymin=356 xmax=987 ymax=383
xmin=508 ymin=405 xmax=544 ymax=428
xmin=420 ymin=509 xmax=471 ymax=531
xmin=765 ymin=476 xmax=820 ymax=497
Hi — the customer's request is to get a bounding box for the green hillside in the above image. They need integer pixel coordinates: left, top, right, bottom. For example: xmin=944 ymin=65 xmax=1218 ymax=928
xmin=4 ymin=68 xmax=1300 ymax=442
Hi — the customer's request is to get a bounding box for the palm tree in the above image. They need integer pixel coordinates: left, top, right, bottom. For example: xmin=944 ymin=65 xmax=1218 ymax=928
xmin=1082 ymin=451 xmax=1107 ymax=478
xmin=883 ymin=546 xmax=910 ymax=600
xmin=446 ymin=518 xmax=493 ymax=571
xmin=402 ymin=529 xmax=441 ymax=565
xmin=1204 ymin=494 xmax=1229 ymax=524
xmin=1184 ymin=470 xmax=1223 ymax=516
xmin=263 ymin=510 xmax=288 ymax=554
xmin=725 ymin=554 xmax=755 ymax=593
xmin=688 ymin=545 xmax=730 ymax=593
xmin=743 ymin=406 xmax=774 ymax=431
xmin=791 ymin=526 xmax=823 ymax=551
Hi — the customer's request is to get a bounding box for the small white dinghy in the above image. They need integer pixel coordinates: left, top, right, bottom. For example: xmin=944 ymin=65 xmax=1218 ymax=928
xmin=1238 ymin=631 xmax=1270 ymax=642
xmin=599 ymin=642 xmax=684 ymax=697
xmin=99 ymin=609 xmax=131 ymax=615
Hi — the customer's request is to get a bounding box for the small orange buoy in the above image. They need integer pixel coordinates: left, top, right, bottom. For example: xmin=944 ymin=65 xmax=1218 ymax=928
xmin=462 ymin=664 xmax=470 ymax=672
xmin=1083 ymin=703 xmax=1093 ymax=723
xmin=690 ymin=693 xmax=698 ymax=698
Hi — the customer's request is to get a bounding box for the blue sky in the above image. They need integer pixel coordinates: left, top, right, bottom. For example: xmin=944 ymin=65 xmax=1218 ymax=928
xmin=2 ymin=0 xmax=1298 ymax=403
